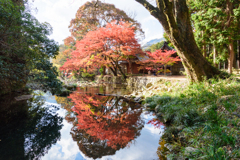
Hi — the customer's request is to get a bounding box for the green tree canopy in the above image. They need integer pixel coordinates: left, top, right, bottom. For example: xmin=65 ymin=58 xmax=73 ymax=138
xmin=0 ymin=0 xmax=62 ymax=94
xmin=146 ymin=41 xmax=165 ymax=52
xmin=190 ymin=0 xmax=240 ymax=73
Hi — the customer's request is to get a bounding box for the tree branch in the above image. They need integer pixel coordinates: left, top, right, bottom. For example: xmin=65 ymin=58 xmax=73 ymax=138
xmin=135 ymin=0 xmax=160 ymax=18
xmin=161 ymin=0 xmax=179 ymax=37
xmin=135 ymin=0 xmax=171 ymax=35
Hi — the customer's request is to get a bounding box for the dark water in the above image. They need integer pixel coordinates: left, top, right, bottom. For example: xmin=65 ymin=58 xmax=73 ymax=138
xmin=0 ymin=86 xmax=164 ymax=160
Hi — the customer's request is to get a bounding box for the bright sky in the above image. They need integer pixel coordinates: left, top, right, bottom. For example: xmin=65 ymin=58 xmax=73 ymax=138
xmin=31 ymin=0 xmax=164 ymax=45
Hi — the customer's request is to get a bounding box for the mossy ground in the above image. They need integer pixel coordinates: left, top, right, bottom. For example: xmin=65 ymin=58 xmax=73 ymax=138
xmin=144 ymin=77 xmax=240 ymax=159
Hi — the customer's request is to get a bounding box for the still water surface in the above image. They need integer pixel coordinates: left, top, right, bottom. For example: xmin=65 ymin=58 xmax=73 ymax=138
xmin=0 ymin=86 xmax=164 ymax=160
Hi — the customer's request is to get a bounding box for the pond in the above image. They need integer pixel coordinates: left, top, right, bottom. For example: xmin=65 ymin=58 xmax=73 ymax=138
xmin=0 ymin=85 xmax=165 ymax=160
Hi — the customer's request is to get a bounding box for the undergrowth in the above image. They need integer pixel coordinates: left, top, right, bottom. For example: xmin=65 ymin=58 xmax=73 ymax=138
xmin=144 ymin=77 xmax=240 ymax=159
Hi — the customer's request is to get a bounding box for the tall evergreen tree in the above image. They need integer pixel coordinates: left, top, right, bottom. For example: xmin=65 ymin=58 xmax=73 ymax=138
xmin=190 ymin=0 xmax=240 ymax=73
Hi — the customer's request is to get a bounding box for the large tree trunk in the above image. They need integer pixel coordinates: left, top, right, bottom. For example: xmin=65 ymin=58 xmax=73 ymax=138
xmin=116 ymin=63 xmax=127 ymax=79
xmin=208 ymin=45 xmax=211 ymax=57
xmin=213 ymin=45 xmax=218 ymax=68
xmin=228 ymin=37 xmax=235 ymax=74
xmin=226 ymin=0 xmax=234 ymax=74
xmin=136 ymin=0 xmax=223 ymax=82
xmin=102 ymin=66 xmax=106 ymax=75
xmin=109 ymin=66 xmax=117 ymax=76
xmin=238 ymin=40 xmax=240 ymax=69
xmin=110 ymin=59 xmax=127 ymax=79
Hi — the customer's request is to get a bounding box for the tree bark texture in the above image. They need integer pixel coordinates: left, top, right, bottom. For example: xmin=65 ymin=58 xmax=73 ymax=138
xmin=228 ymin=37 xmax=234 ymax=74
xmin=238 ymin=40 xmax=240 ymax=69
xmin=116 ymin=63 xmax=127 ymax=79
xmin=202 ymin=31 xmax=207 ymax=58
xmin=109 ymin=66 xmax=117 ymax=76
xmin=164 ymin=65 xmax=167 ymax=75
xmin=136 ymin=0 xmax=223 ymax=82
xmin=102 ymin=66 xmax=106 ymax=75
xmin=226 ymin=0 xmax=235 ymax=74
xmin=213 ymin=45 xmax=218 ymax=68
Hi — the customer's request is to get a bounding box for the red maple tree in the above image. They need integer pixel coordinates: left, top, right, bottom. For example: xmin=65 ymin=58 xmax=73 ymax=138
xmin=60 ymin=21 xmax=143 ymax=78
xmin=138 ymin=50 xmax=181 ymax=75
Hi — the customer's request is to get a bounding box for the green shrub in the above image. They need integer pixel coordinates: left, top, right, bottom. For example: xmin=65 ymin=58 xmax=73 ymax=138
xmin=81 ymin=72 xmax=95 ymax=78
xmin=144 ymin=77 xmax=240 ymax=159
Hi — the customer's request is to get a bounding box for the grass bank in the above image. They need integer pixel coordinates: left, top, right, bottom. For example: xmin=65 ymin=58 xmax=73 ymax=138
xmin=144 ymin=77 xmax=240 ymax=159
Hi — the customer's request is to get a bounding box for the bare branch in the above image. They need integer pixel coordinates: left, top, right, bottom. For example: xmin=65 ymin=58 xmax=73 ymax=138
xmin=136 ymin=0 xmax=170 ymax=34
xmin=135 ymin=0 xmax=160 ymax=18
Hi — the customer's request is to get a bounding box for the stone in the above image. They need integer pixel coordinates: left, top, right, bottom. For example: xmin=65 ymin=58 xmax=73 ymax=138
xmin=149 ymin=92 xmax=154 ymax=96
xmin=113 ymin=76 xmax=124 ymax=84
xmin=134 ymin=97 xmax=142 ymax=103
xmin=143 ymin=103 xmax=150 ymax=108
xmin=142 ymin=91 xmax=146 ymax=95
xmin=131 ymin=92 xmax=136 ymax=96
xmin=147 ymin=86 xmax=154 ymax=91
xmin=146 ymin=82 xmax=153 ymax=88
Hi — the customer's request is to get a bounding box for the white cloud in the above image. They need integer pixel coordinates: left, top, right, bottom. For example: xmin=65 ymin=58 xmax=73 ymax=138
xmin=41 ymin=119 xmax=80 ymax=160
xmin=100 ymin=128 xmax=160 ymax=160
xmin=32 ymin=0 xmax=164 ymax=44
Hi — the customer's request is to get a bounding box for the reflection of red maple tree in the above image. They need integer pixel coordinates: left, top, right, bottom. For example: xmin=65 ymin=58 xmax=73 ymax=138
xmin=147 ymin=118 xmax=164 ymax=129
xmin=68 ymin=88 xmax=143 ymax=149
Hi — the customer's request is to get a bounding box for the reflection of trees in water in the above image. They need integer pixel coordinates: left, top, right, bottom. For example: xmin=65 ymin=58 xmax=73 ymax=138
xmin=146 ymin=114 xmax=166 ymax=159
xmin=157 ymin=139 xmax=169 ymax=160
xmin=147 ymin=118 xmax=164 ymax=128
xmin=56 ymin=87 xmax=144 ymax=159
xmin=147 ymin=115 xmax=179 ymax=160
xmin=0 ymin=94 xmax=63 ymax=160
xmin=71 ymin=127 xmax=119 ymax=159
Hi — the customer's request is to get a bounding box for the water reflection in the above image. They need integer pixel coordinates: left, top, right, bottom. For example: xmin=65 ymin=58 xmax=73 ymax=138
xmin=157 ymin=139 xmax=169 ymax=160
xmin=0 ymin=93 xmax=63 ymax=160
xmin=0 ymin=86 xmax=165 ymax=159
xmin=56 ymin=87 xmax=144 ymax=159
xmin=146 ymin=118 xmax=168 ymax=160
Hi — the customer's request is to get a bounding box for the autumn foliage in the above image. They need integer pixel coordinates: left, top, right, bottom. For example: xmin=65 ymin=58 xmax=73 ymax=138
xmin=69 ymin=1 xmax=143 ymax=40
xmin=138 ymin=49 xmax=181 ymax=75
xmin=60 ymin=21 xmax=143 ymax=77
xmin=67 ymin=88 xmax=143 ymax=149
xmin=147 ymin=118 xmax=164 ymax=129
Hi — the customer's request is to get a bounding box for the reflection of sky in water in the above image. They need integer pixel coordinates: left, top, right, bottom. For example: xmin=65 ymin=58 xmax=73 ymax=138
xmin=42 ymin=94 xmax=163 ymax=160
